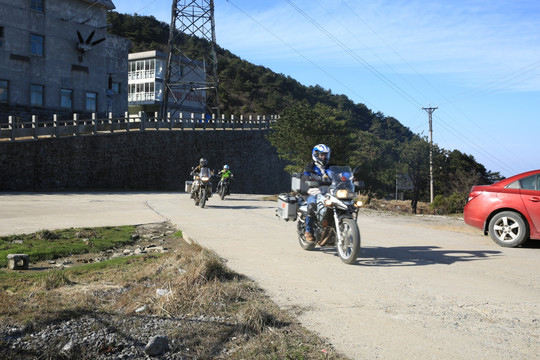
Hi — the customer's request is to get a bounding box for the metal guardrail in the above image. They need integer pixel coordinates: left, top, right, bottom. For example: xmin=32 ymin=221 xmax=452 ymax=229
xmin=0 ymin=112 xmax=279 ymax=141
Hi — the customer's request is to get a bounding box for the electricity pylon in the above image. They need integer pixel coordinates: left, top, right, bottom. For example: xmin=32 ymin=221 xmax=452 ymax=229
xmin=162 ymin=0 xmax=219 ymax=119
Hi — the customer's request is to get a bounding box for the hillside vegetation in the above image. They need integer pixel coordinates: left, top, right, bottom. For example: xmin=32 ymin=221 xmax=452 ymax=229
xmin=107 ymin=12 xmax=502 ymax=213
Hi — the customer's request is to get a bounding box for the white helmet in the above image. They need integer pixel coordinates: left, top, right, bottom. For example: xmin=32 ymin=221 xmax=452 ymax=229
xmin=223 ymin=165 xmax=229 ymax=170
xmin=312 ymin=144 xmax=331 ymax=167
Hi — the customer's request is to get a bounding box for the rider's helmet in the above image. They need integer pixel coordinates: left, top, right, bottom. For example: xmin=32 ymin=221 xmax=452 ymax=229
xmin=312 ymin=144 xmax=331 ymax=168
xmin=199 ymin=158 xmax=207 ymax=167
xmin=223 ymin=165 xmax=229 ymax=170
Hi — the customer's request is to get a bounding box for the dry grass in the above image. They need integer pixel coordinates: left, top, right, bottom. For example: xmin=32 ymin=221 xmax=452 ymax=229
xmin=0 ymin=229 xmax=349 ymax=359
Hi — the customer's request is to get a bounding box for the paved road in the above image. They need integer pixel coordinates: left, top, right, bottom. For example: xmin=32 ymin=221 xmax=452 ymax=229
xmin=1 ymin=192 xmax=538 ymax=359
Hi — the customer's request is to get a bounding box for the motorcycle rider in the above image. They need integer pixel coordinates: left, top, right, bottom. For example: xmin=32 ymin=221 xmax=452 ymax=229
xmin=303 ymin=144 xmax=332 ymax=242
xmin=217 ymin=165 xmax=234 ymax=195
xmin=192 ymin=157 xmax=208 ymax=175
xmin=191 ymin=158 xmax=212 ymax=198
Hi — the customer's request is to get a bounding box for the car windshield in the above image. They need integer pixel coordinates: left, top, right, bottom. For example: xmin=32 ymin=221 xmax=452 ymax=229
xmin=327 ymin=166 xmax=354 ymax=193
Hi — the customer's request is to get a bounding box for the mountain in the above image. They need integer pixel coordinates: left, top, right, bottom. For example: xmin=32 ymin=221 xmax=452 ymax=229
xmin=107 ymin=12 xmax=501 ymax=211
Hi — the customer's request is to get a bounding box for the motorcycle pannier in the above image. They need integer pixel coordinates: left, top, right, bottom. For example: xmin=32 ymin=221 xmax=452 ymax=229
xmin=277 ymin=193 xmax=297 ymax=221
xmin=291 ymin=173 xmax=309 ymax=194
xmin=185 ymin=181 xmax=193 ymax=193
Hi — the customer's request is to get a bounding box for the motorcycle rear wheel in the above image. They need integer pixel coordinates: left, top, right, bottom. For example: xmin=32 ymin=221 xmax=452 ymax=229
xmin=337 ymin=218 xmax=360 ymax=264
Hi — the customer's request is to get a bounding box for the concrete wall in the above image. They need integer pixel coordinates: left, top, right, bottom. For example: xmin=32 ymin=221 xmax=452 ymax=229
xmin=0 ymin=130 xmax=291 ymax=195
xmin=0 ymin=0 xmax=131 ymax=121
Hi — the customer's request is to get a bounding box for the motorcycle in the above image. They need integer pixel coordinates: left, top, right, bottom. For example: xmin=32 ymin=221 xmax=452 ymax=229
xmin=294 ymin=166 xmax=364 ymax=264
xmin=216 ymin=176 xmax=233 ymax=200
xmin=190 ymin=167 xmax=213 ymax=208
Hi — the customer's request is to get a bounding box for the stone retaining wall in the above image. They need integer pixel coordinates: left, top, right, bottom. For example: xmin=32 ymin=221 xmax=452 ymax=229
xmin=0 ymin=130 xmax=291 ymax=194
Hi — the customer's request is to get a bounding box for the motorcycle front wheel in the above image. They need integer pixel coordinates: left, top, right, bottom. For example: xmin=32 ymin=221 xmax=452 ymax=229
xmin=219 ymin=183 xmax=226 ymax=200
xmin=337 ymin=218 xmax=360 ymax=264
xmin=200 ymin=189 xmax=207 ymax=208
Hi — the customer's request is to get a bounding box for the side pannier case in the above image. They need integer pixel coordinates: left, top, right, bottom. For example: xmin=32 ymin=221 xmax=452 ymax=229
xmin=185 ymin=181 xmax=193 ymax=193
xmin=276 ymin=193 xmax=297 ymax=221
xmin=291 ymin=173 xmax=309 ymax=195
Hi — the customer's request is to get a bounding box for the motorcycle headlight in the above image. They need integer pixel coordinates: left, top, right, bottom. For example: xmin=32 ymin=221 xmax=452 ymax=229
xmin=354 ymin=200 xmax=363 ymax=208
xmin=336 ymin=189 xmax=354 ymax=199
xmin=324 ymin=198 xmax=333 ymax=207
xmin=201 ymin=176 xmax=210 ymax=181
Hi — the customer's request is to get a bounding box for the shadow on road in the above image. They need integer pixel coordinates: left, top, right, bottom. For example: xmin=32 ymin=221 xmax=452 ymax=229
xmin=203 ymin=202 xmax=274 ymax=210
xmin=315 ymin=245 xmax=502 ymax=266
xmin=354 ymin=246 xmax=502 ymax=266
xmin=521 ymin=239 xmax=540 ymax=249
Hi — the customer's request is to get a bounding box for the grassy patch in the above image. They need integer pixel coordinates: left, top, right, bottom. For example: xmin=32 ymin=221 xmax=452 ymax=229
xmin=0 ymin=225 xmax=350 ymax=360
xmin=0 ymin=226 xmax=135 ymax=267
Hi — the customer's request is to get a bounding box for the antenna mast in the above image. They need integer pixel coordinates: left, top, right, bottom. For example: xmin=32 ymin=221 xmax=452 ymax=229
xmin=162 ymin=0 xmax=219 ymax=119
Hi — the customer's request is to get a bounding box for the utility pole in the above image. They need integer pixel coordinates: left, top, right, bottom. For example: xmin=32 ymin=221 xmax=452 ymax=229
xmin=422 ymin=106 xmax=438 ymax=203
xmin=162 ymin=0 xmax=219 ymax=119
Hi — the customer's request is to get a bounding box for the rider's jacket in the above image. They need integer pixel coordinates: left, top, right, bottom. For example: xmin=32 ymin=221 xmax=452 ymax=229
xmin=218 ymin=169 xmax=233 ymax=180
xmin=303 ymin=162 xmax=330 ymax=178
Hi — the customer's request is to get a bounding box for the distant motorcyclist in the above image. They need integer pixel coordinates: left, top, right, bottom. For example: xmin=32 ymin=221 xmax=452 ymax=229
xmin=191 ymin=158 xmax=212 ymax=197
xmin=192 ymin=157 xmax=208 ymax=175
xmin=303 ymin=144 xmax=332 ymax=242
xmin=217 ymin=165 xmax=234 ymax=195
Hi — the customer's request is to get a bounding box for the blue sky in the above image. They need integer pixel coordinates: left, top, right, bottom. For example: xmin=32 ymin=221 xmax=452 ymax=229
xmin=113 ymin=0 xmax=539 ymax=178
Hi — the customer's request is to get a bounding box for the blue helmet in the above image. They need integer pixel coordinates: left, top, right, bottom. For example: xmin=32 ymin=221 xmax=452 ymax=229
xmin=223 ymin=165 xmax=229 ymax=170
xmin=312 ymin=144 xmax=331 ymax=167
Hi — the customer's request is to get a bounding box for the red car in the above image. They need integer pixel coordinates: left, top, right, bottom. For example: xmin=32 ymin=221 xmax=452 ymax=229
xmin=464 ymin=169 xmax=540 ymax=247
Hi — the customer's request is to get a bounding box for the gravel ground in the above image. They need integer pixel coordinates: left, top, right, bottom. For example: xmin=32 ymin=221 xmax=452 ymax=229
xmin=1 ymin=193 xmax=538 ymax=360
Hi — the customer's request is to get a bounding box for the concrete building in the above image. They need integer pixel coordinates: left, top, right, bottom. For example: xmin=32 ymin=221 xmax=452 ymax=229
xmin=128 ymin=50 xmax=206 ymax=116
xmin=0 ymin=0 xmax=131 ymax=122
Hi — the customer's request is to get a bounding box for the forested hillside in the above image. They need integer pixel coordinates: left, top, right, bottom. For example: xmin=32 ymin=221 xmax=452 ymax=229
xmin=107 ymin=12 xmax=502 ymax=212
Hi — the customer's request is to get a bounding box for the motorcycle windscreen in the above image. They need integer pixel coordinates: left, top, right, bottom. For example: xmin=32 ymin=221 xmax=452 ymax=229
xmin=327 ymin=166 xmax=355 ymax=192
xmin=199 ymin=167 xmax=212 ymax=178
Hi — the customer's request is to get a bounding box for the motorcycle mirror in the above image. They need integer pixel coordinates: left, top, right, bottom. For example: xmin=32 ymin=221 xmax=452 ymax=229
xmin=354 ymin=180 xmax=365 ymax=190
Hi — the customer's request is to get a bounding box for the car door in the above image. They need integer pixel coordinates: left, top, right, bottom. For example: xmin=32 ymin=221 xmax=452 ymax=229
xmin=520 ymin=174 xmax=540 ymax=236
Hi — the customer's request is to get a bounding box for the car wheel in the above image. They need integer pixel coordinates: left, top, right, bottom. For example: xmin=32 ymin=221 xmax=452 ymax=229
xmin=488 ymin=211 xmax=529 ymax=247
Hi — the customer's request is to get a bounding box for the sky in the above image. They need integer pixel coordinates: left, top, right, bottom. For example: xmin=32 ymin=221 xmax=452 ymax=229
xmin=112 ymin=0 xmax=540 ymax=178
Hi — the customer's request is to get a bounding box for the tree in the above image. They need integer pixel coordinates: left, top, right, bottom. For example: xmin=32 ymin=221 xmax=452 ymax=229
xmin=348 ymin=130 xmax=397 ymax=201
xmin=267 ymin=102 xmax=350 ymax=172
xmin=399 ymin=136 xmax=430 ymax=213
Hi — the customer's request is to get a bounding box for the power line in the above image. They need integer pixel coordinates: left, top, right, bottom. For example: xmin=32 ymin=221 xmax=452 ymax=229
xmin=224 ymin=0 xmax=379 ymax=111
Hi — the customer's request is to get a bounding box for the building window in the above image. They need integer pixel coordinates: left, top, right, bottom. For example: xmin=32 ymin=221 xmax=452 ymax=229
xmin=31 ymin=0 xmax=44 ymax=12
xmin=111 ymin=82 xmax=120 ymax=94
xmin=61 ymin=89 xmax=72 ymax=109
xmin=86 ymin=92 xmax=97 ymax=112
xmin=128 ymin=59 xmax=157 ymax=80
xmin=31 ymin=84 xmax=44 ymax=106
xmin=0 ymin=80 xmax=8 ymax=102
xmin=30 ymin=34 xmax=44 ymax=56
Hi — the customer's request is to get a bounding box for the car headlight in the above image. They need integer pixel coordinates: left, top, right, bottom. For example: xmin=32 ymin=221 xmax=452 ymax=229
xmin=336 ymin=189 xmax=354 ymax=199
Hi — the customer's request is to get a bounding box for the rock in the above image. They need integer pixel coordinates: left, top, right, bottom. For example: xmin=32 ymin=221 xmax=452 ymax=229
xmin=7 ymin=254 xmax=29 ymax=270
xmin=61 ymin=339 xmax=74 ymax=352
xmin=144 ymin=335 xmax=169 ymax=356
